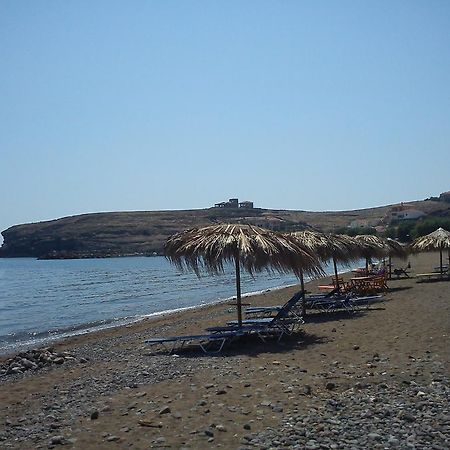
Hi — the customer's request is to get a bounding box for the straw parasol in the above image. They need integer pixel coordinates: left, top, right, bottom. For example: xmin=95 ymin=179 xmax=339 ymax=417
xmin=290 ymin=231 xmax=363 ymax=314
xmin=409 ymin=227 xmax=450 ymax=276
xmin=354 ymin=234 xmax=406 ymax=273
xmin=164 ymin=224 xmax=323 ymax=326
xmin=384 ymin=238 xmax=408 ymax=278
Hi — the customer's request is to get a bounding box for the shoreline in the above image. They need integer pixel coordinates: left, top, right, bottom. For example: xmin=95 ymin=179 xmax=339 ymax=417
xmin=1 ymin=252 xmax=448 ymax=449
xmin=1 ymin=255 xmax=357 ymax=357
xmin=3 ymin=255 xmax=345 ymax=356
xmin=0 ymin=280 xmax=301 ymax=358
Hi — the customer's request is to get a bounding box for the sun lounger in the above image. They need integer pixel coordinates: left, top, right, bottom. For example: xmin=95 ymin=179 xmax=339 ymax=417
xmin=416 ymin=272 xmax=448 ymax=282
xmin=306 ymin=293 xmax=384 ymax=313
xmin=348 ymin=294 xmax=384 ymax=309
xmin=244 ymin=288 xmax=339 ymax=318
xmin=207 ymin=322 xmax=295 ymax=342
xmin=306 ymin=295 xmax=354 ymax=313
xmin=208 ymin=291 xmax=305 ymax=341
xmin=145 ymin=331 xmax=242 ymax=354
xmin=228 ymin=290 xmax=303 ymax=324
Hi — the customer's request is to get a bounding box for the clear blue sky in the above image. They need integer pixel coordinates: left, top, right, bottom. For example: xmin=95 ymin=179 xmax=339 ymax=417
xmin=1 ymin=1 xmax=449 ymax=238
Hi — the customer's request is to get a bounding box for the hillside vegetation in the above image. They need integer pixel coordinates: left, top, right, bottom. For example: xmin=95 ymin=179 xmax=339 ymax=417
xmin=1 ymin=199 xmax=449 ymax=259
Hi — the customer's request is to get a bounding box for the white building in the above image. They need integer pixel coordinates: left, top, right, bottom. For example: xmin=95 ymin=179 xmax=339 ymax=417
xmin=390 ymin=209 xmax=426 ymax=221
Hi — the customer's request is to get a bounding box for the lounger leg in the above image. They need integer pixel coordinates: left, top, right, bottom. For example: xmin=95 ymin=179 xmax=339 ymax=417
xmin=199 ymin=337 xmax=228 ymax=354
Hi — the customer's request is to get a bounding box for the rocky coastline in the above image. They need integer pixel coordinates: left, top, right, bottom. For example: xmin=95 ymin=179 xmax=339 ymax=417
xmin=0 ymin=252 xmax=449 ymax=449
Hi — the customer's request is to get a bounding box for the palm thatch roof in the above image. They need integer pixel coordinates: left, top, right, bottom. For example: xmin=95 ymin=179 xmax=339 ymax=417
xmin=165 ymin=224 xmax=324 ymax=326
xmin=289 ymin=231 xmax=363 ymax=312
xmin=385 ymin=237 xmax=408 ymax=259
xmin=165 ymin=224 xmax=323 ymax=278
xmin=409 ymin=227 xmax=450 ymax=252
xmin=290 ymin=231 xmax=362 ymax=263
xmin=354 ymin=234 xmax=388 ymax=257
xmin=354 ymin=234 xmax=404 ymax=259
xmin=409 ymin=227 xmax=450 ymax=275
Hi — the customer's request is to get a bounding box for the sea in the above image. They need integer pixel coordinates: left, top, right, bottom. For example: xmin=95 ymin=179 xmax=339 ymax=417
xmin=0 ymin=256 xmax=356 ymax=355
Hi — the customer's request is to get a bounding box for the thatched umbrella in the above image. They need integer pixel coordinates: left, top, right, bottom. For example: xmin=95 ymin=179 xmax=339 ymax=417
xmin=384 ymin=238 xmax=408 ymax=278
xmin=290 ymin=231 xmax=362 ymax=314
xmin=164 ymin=224 xmax=323 ymax=326
xmin=409 ymin=227 xmax=450 ymax=276
xmin=354 ymin=235 xmax=394 ymax=273
xmin=353 ymin=235 xmax=408 ymax=277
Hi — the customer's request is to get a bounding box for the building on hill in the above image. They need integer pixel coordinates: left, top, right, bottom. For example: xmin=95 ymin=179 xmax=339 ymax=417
xmin=439 ymin=191 xmax=450 ymax=203
xmin=214 ymin=198 xmax=254 ymax=209
xmin=239 ymin=201 xmax=254 ymax=209
xmin=388 ymin=207 xmax=426 ymax=222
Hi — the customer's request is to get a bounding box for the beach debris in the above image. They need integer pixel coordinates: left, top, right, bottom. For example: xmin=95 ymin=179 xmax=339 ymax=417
xmin=106 ymin=435 xmax=120 ymax=442
xmin=48 ymin=435 xmax=66 ymax=446
xmin=159 ymin=406 xmax=171 ymax=415
xmin=1 ymin=348 xmax=77 ymax=376
xmin=138 ymin=420 xmax=163 ymax=428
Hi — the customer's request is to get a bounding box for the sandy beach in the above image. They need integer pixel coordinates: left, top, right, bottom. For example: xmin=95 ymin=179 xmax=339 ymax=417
xmin=1 ymin=252 xmax=449 ymax=449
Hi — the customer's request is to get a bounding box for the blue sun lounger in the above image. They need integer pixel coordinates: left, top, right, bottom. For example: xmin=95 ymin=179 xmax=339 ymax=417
xmin=230 ymin=290 xmax=304 ymax=324
xmin=206 ymin=321 xmax=297 ymax=342
xmin=245 ymin=289 xmax=339 ymax=318
xmin=145 ymin=330 xmax=242 ymax=354
xmin=306 ymin=294 xmax=384 ymax=312
xmin=207 ymin=291 xmax=305 ymax=341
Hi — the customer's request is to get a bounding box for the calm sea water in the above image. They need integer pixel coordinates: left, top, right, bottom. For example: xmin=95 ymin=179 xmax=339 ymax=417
xmin=0 ymin=256 xmax=352 ymax=354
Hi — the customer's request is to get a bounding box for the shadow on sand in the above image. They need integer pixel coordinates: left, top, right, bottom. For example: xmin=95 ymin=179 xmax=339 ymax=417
xmin=145 ymin=305 xmax=388 ymax=357
xmin=162 ymin=331 xmax=329 ymax=358
xmin=303 ymin=310 xmax=369 ymax=324
xmin=387 ymin=286 xmax=413 ymax=293
xmin=147 ymin=309 xmax=369 ymax=358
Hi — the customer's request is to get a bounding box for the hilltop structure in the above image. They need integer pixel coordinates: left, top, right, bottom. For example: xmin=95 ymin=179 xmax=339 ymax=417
xmin=386 ymin=203 xmax=427 ymax=222
xmin=214 ymin=198 xmax=254 ymax=209
xmin=1 ymin=196 xmax=449 ymax=259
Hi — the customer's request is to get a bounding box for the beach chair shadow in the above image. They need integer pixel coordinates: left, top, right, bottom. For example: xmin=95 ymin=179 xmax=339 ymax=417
xmin=174 ymin=330 xmax=327 ymax=358
xmin=386 ymin=286 xmax=413 ymax=293
xmin=303 ymin=310 xmax=367 ymax=324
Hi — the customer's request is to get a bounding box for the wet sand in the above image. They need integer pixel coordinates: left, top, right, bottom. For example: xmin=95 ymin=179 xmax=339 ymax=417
xmin=0 ymin=252 xmax=449 ymax=449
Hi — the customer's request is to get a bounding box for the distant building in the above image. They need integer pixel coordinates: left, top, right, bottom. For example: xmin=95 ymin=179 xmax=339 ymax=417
xmin=389 ymin=209 xmax=426 ymax=221
xmin=439 ymin=191 xmax=450 ymax=203
xmin=239 ymin=201 xmax=254 ymax=209
xmin=214 ymin=198 xmax=254 ymax=209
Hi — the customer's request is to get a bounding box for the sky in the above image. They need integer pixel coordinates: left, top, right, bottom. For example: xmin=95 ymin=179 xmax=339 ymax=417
xmin=1 ymin=1 xmax=449 ymax=238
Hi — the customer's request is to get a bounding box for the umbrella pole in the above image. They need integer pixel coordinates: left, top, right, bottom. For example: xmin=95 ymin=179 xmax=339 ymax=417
xmin=333 ymin=257 xmax=340 ymax=293
xmin=440 ymin=248 xmax=443 ymax=278
xmin=235 ymin=256 xmax=242 ymax=327
xmin=388 ymin=255 xmax=392 ymax=280
xmin=299 ymin=268 xmax=306 ymax=317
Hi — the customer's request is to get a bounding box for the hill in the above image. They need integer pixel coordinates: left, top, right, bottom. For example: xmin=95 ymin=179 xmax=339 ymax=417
xmin=1 ymin=198 xmax=449 ymax=259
